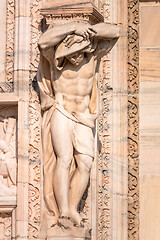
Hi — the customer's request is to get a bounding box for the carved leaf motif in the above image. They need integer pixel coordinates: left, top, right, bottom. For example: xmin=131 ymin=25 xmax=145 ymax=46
xmin=127 ymin=0 xmax=139 ymax=238
xmin=128 ymin=26 xmax=138 ymax=44
xmin=6 ymin=0 xmax=14 ymax=88
xmin=98 ymin=51 xmax=112 ymax=239
xmin=0 ymin=215 xmax=11 ymax=239
xmin=28 ymin=1 xmax=43 ymax=237
xmin=128 ymin=0 xmax=138 ymax=9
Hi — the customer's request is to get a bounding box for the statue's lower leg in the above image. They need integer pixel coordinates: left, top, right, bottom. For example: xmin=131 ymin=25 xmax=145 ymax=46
xmin=53 ymin=160 xmax=70 ymax=218
xmin=69 ymin=167 xmax=90 ymax=226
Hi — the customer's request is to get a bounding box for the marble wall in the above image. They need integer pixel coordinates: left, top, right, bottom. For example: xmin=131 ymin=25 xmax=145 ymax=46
xmin=139 ymin=1 xmax=160 ymax=239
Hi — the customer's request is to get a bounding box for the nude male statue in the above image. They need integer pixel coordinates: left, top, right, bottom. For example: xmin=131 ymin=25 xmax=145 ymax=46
xmin=38 ymin=20 xmax=119 ymax=227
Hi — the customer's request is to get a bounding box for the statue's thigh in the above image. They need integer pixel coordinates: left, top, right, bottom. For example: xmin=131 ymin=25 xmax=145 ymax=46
xmin=50 ymin=109 xmax=73 ymax=159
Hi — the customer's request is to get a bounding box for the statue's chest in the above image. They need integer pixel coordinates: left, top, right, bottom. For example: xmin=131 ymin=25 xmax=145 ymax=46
xmin=60 ymin=58 xmax=95 ymax=80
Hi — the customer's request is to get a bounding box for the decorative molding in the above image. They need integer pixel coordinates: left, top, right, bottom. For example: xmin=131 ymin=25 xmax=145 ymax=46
xmin=0 ymin=82 xmax=13 ymax=93
xmin=102 ymin=0 xmax=111 ymax=21
xmin=97 ymin=1 xmax=112 ymax=239
xmin=0 ymin=213 xmax=12 ymax=240
xmin=127 ymin=0 xmax=139 ymax=239
xmin=40 ymin=0 xmax=104 ymax=26
xmin=6 ymin=0 xmax=15 ymax=85
xmin=0 ymin=0 xmax=15 ymax=93
xmin=28 ymin=164 xmax=41 ymax=238
xmin=98 ymin=53 xmax=112 ymax=239
xmin=0 ymin=197 xmax=16 ymax=239
xmin=28 ymin=0 xmax=42 ymax=238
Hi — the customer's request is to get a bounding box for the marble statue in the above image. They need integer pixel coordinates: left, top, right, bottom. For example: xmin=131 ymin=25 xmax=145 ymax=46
xmin=0 ymin=117 xmax=16 ymax=196
xmin=38 ymin=20 xmax=119 ymax=228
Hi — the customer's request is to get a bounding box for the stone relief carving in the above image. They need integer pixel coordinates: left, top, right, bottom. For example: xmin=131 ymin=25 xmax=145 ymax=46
xmin=28 ymin=1 xmax=43 ymax=238
xmin=0 ymin=116 xmax=16 ymax=197
xmin=0 ymin=0 xmax=15 ymax=93
xmin=38 ymin=18 xmax=119 ymax=237
xmin=96 ymin=1 xmax=112 ymax=238
xmin=0 ymin=213 xmax=11 ymax=240
xmin=6 ymin=0 xmax=15 ymax=86
xmin=98 ymin=53 xmax=112 ymax=239
xmin=127 ymin=0 xmax=139 ymax=238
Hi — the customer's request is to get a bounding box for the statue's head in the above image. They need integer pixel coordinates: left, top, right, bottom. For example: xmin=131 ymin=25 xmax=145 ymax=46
xmin=66 ymin=52 xmax=84 ymax=66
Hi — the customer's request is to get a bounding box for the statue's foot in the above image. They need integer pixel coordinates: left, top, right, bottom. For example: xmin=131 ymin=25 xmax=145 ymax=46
xmin=58 ymin=216 xmax=73 ymax=229
xmin=69 ymin=211 xmax=84 ymax=227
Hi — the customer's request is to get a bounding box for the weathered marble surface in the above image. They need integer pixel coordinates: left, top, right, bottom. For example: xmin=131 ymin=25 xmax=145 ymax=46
xmin=0 ymin=0 xmax=6 ymax=83
xmin=140 ymin=2 xmax=160 ymax=240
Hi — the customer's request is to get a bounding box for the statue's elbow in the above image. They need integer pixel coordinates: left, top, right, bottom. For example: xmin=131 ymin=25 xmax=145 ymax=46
xmin=38 ymin=37 xmax=46 ymax=51
xmin=114 ymin=25 xmax=120 ymax=39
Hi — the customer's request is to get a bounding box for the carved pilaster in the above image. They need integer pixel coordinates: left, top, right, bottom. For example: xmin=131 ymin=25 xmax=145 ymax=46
xmin=97 ymin=1 xmax=112 ymax=239
xmin=28 ymin=0 xmax=42 ymax=238
xmin=6 ymin=0 xmax=15 ymax=87
xmin=0 ymin=0 xmax=15 ymax=93
xmin=98 ymin=53 xmax=112 ymax=240
xmin=127 ymin=0 xmax=139 ymax=239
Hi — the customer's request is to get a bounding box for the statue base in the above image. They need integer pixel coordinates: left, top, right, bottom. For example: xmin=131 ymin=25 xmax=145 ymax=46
xmin=40 ymin=213 xmax=91 ymax=240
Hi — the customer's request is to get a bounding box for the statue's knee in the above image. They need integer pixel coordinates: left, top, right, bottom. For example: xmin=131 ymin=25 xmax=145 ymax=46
xmin=80 ymin=157 xmax=93 ymax=173
xmin=57 ymin=157 xmax=71 ymax=170
xmin=85 ymin=161 xmax=92 ymax=172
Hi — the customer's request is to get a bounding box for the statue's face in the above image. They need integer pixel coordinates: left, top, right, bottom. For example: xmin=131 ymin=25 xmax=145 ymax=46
xmin=66 ymin=52 xmax=84 ymax=66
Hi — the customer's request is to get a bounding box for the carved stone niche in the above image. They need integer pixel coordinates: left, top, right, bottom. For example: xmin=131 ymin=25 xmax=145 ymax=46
xmin=0 ymin=105 xmax=17 ymax=239
xmin=38 ymin=1 xmax=105 ymax=240
xmin=38 ymin=0 xmax=120 ymax=238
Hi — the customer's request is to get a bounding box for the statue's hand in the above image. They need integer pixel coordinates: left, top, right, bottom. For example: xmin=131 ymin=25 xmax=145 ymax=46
xmin=75 ymin=26 xmax=97 ymax=40
xmin=63 ymin=26 xmax=97 ymax=48
xmin=63 ymin=34 xmax=84 ymax=48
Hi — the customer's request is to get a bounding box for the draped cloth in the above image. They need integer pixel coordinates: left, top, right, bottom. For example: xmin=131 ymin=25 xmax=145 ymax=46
xmin=37 ymin=36 xmax=98 ymax=224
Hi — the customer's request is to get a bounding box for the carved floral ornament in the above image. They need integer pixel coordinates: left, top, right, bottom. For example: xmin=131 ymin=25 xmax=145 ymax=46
xmin=0 ymin=0 xmax=14 ymax=93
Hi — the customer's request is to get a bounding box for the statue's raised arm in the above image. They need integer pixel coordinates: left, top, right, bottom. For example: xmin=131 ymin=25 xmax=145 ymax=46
xmin=74 ymin=22 xmax=119 ymax=40
xmin=38 ymin=21 xmax=120 ymax=51
xmin=38 ymin=22 xmax=78 ymax=50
